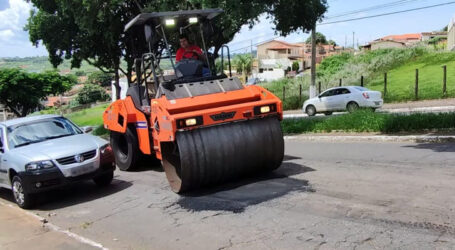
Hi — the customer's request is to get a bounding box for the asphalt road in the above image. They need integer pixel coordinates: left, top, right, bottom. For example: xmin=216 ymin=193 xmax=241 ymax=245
xmin=1 ymin=140 xmax=455 ymax=249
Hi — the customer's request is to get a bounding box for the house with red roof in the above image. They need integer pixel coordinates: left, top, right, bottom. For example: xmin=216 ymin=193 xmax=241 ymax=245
xmin=255 ymin=40 xmax=343 ymax=81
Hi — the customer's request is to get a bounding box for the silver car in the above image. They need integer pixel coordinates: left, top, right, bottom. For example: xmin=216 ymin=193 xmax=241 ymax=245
xmin=0 ymin=115 xmax=115 ymax=208
xmin=303 ymin=86 xmax=383 ymax=116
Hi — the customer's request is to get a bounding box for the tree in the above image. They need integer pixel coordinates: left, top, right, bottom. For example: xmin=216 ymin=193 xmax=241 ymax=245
xmin=328 ymin=40 xmax=337 ymax=46
xmin=233 ymin=54 xmax=253 ymax=75
xmin=87 ymin=72 xmax=114 ymax=87
xmin=270 ymin=0 xmax=327 ymax=36
xmin=26 ymin=0 xmax=328 ymax=97
xmin=305 ymin=32 xmax=328 ymax=44
xmin=0 ymin=69 xmax=74 ymax=117
xmin=76 ymin=84 xmax=110 ymax=104
xmin=292 ymin=61 xmax=300 ymax=72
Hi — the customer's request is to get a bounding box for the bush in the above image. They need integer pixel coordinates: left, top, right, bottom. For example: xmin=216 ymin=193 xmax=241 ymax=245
xmin=75 ymin=70 xmax=86 ymax=76
xmin=76 ymin=84 xmax=110 ymax=104
xmin=292 ymin=61 xmax=299 ymax=72
xmin=87 ymin=71 xmax=113 ymax=87
xmin=281 ymin=110 xmax=455 ymax=134
xmin=93 ymin=125 xmax=109 ymax=136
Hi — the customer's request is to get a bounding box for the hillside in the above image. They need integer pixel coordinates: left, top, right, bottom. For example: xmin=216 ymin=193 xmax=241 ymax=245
xmin=0 ymin=56 xmax=100 ymax=74
xmin=317 ymin=47 xmax=455 ymax=102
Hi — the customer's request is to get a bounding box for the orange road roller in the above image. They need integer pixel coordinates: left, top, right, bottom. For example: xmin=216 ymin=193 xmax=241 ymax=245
xmin=103 ymin=9 xmax=284 ymax=193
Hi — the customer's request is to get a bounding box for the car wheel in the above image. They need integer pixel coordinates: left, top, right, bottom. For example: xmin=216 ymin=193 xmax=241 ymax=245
xmin=93 ymin=171 xmax=114 ymax=187
xmin=347 ymin=102 xmax=359 ymax=113
xmin=324 ymin=112 xmax=333 ymax=116
xmin=306 ymin=105 xmax=316 ymax=116
xmin=11 ymin=176 xmax=34 ymax=209
xmin=110 ymin=125 xmax=139 ymax=171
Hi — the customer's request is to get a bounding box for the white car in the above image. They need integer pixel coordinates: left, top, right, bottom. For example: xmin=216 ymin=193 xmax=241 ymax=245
xmin=303 ymin=86 xmax=383 ymax=116
xmin=0 ymin=115 xmax=115 ymax=208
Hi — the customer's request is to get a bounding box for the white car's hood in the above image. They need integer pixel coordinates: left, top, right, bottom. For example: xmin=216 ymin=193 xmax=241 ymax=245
xmin=10 ymin=134 xmax=107 ymax=162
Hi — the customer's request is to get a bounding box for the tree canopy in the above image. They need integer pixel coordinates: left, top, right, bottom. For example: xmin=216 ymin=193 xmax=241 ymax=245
xmin=0 ymin=69 xmax=75 ymax=117
xmin=26 ymin=0 xmax=328 ymax=92
xmin=305 ymin=32 xmax=328 ymax=44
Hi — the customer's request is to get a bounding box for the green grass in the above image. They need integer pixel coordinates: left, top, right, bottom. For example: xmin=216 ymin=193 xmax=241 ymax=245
xmin=261 ymin=78 xmax=309 ymax=110
xmin=281 ymin=110 xmax=455 ymax=134
xmin=366 ymin=52 xmax=455 ymax=102
xmin=316 ymin=47 xmax=455 ymax=103
xmin=64 ymin=104 xmax=108 ymax=127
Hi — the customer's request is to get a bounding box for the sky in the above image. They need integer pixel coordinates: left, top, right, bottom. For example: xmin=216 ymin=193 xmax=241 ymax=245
xmin=0 ymin=0 xmax=455 ymax=57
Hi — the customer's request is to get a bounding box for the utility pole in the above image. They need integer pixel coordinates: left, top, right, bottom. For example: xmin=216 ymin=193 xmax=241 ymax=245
xmin=250 ymin=39 xmax=253 ymax=56
xmin=310 ymin=24 xmax=317 ymax=98
xmin=352 ymin=32 xmax=355 ymax=50
xmin=345 ymin=35 xmax=347 ymax=49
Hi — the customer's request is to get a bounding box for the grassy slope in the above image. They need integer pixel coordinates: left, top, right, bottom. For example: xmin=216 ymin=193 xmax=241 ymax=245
xmin=317 ymin=47 xmax=455 ymax=103
xmin=367 ymin=52 xmax=455 ymax=102
xmin=64 ymin=104 xmax=108 ymax=126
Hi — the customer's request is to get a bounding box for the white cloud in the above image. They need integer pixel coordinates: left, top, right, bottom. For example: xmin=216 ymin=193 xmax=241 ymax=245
xmin=0 ymin=0 xmax=46 ymax=57
xmin=0 ymin=29 xmax=14 ymax=41
xmin=0 ymin=0 xmax=31 ymax=31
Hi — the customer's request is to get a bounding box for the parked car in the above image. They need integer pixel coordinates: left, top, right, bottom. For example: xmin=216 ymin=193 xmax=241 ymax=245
xmin=0 ymin=115 xmax=115 ymax=208
xmin=303 ymin=86 xmax=383 ymax=116
xmin=246 ymin=77 xmax=260 ymax=85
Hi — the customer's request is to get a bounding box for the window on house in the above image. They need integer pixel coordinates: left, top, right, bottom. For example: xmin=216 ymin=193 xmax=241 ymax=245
xmin=268 ymin=68 xmax=273 ymax=71
xmin=259 ymin=69 xmax=264 ymax=73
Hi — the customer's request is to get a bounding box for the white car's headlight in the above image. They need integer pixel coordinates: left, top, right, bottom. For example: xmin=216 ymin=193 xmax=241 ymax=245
xmin=25 ymin=160 xmax=56 ymax=172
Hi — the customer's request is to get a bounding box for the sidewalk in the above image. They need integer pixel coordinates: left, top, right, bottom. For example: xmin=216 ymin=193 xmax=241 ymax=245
xmin=284 ymin=132 xmax=455 ymax=143
xmin=0 ymin=202 xmax=101 ymax=250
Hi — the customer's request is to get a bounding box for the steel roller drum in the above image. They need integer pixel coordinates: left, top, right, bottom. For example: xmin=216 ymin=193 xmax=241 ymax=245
xmin=162 ymin=117 xmax=284 ymax=193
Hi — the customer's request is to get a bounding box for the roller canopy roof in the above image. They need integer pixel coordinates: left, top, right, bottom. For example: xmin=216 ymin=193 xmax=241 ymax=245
xmin=125 ymin=8 xmax=223 ymax=31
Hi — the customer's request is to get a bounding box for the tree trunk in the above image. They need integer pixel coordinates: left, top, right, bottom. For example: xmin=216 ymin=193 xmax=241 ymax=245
xmin=310 ymin=24 xmax=317 ymax=98
xmin=114 ymin=67 xmax=121 ymax=100
xmin=5 ymin=103 xmax=22 ymax=117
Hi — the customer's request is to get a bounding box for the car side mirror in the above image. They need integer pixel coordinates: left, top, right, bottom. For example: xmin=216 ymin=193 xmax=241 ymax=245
xmin=81 ymin=126 xmax=93 ymax=133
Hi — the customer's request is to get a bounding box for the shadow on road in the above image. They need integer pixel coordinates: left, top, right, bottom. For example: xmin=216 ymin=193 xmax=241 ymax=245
xmin=0 ymin=178 xmax=133 ymax=211
xmin=403 ymin=143 xmax=455 ymax=153
xmin=175 ymin=159 xmax=315 ymax=214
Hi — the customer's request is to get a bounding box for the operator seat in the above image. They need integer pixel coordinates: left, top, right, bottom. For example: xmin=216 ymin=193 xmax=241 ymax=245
xmin=175 ymin=59 xmax=203 ymax=79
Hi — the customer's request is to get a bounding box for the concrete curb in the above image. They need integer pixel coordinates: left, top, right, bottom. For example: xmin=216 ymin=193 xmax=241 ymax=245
xmin=284 ymin=135 xmax=455 ymax=143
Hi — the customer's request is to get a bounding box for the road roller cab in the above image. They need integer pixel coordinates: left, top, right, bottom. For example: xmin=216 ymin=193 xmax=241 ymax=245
xmin=103 ymin=9 xmax=285 ymax=193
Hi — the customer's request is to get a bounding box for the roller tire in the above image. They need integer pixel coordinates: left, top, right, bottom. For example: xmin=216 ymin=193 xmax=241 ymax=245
xmin=110 ymin=126 xmax=140 ymax=171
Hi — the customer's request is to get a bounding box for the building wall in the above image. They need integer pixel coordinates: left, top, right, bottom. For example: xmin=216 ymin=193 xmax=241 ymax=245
xmin=257 ymin=68 xmax=285 ymax=82
xmin=449 ymin=16 xmax=455 ymax=51
xmin=257 ymin=41 xmax=290 ymax=59
xmin=371 ymin=41 xmax=405 ymax=50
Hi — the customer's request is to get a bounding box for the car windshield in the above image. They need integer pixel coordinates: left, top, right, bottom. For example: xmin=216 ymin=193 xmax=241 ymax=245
xmin=355 ymin=87 xmax=369 ymax=91
xmin=7 ymin=117 xmax=82 ymax=148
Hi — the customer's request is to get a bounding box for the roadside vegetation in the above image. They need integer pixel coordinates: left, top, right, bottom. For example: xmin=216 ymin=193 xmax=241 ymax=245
xmin=317 ymin=47 xmax=455 ymax=102
xmin=262 ymin=78 xmax=309 ymax=110
xmin=282 ymin=110 xmax=455 ymax=134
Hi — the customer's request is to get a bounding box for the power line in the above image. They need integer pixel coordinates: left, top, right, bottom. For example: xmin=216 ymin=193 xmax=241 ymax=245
xmin=320 ymin=1 xmax=455 ymax=25
xmin=325 ymin=0 xmax=425 ymax=19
